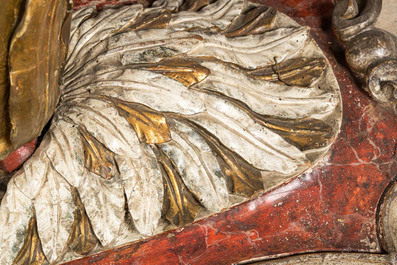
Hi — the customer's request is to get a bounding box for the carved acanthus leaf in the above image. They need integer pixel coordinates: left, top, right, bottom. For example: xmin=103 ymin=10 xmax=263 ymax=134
xmin=247 ymin=58 xmax=328 ymax=87
xmin=68 ymin=188 xmax=99 ymax=255
xmin=12 ymin=217 xmax=46 ymax=265
xmin=189 ymin=91 xmax=309 ymax=173
xmin=79 ymin=126 xmax=118 ymax=180
xmin=139 ymin=58 xmax=211 ymax=87
xmin=200 ymin=89 xmax=332 ymax=151
xmin=0 ymin=1 xmax=343 ymax=264
xmin=111 ymin=98 xmax=172 ymax=144
xmin=254 ymin=116 xmax=333 ymax=151
xmin=161 ymin=118 xmax=229 ymax=211
xmin=33 ymin=163 xmax=75 ymax=263
xmin=128 ymin=9 xmax=172 ymax=31
xmin=175 ymin=117 xmax=263 ymax=197
xmin=192 ymin=60 xmax=337 ymax=120
xmin=152 ymin=145 xmax=201 ymax=226
xmin=117 ymin=148 xmax=163 ymax=236
xmin=224 ymin=6 xmax=276 ymax=37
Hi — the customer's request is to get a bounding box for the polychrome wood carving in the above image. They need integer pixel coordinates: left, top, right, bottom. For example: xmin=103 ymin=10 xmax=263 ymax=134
xmin=0 ymin=0 xmax=345 ymax=264
xmin=333 ymin=0 xmax=397 ymax=107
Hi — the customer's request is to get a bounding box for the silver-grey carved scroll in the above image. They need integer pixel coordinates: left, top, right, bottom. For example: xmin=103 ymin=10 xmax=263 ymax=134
xmin=333 ymin=0 xmax=397 ymax=107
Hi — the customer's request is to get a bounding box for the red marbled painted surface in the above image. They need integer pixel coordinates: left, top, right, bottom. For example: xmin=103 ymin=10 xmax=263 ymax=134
xmin=46 ymin=0 xmax=397 ymax=263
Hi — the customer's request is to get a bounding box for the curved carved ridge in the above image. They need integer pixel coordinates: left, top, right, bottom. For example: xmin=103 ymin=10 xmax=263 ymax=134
xmin=246 ymin=57 xmax=328 ymax=87
xmin=79 ymin=125 xmax=119 ymax=180
xmin=332 ymin=0 xmax=397 ymax=106
xmin=12 ymin=189 xmax=100 ymax=265
xmin=151 ymin=144 xmax=201 ymax=226
xmin=12 ymin=217 xmax=46 ymax=265
xmin=0 ymin=0 xmax=342 ymax=263
xmin=167 ymin=115 xmax=265 ymax=197
xmin=67 ymin=188 xmax=99 ymax=256
xmin=194 ymin=89 xmax=333 ymax=151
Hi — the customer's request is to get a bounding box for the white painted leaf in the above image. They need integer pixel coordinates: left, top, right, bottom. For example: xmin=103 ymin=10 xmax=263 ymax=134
xmin=0 ymin=181 xmax=33 ymax=265
xmin=10 ymin=137 xmax=52 ymax=200
xmin=68 ymin=6 xmax=96 ymax=57
xmin=110 ymin=30 xmax=203 ymax=64
xmin=188 ymin=27 xmax=310 ymax=68
xmin=169 ymin=0 xmax=244 ymax=30
xmin=195 ymin=61 xmax=338 ymax=119
xmin=161 ymin=119 xmax=229 ymax=211
xmin=77 ymin=170 xmax=125 ymax=246
xmin=64 ymin=70 xmax=205 ymax=115
xmin=45 ymin=120 xmax=86 ymax=187
xmin=65 ymin=98 xmax=141 ymax=157
xmin=34 ymin=164 xmax=75 ymax=263
xmin=117 ymin=144 xmax=163 ymax=236
xmin=65 ymin=5 xmax=143 ymax=74
xmin=64 ymin=30 xmax=204 ymax=87
xmin=191 ymin=93 xmax=309 ymax=174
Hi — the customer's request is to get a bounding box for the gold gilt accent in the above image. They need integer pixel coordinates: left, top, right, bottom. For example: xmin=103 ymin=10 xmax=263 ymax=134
xmin=170 ymin=116 xmax=263 ymax=197
xmin=200 ymin=89 xmax=332 ymax=151
xmin=254 ymin=116 xmax=333 ymax=151
xmin=224 ymin=6 xmax=276 ymax=37
xmin=180 ymin=0 xmax=211 ymax=11
xmin=129 ymin=9 xmax=172 ymax=31
xmin=151 ymin=145 xmax=201 ymax=226
xmin=6 ymin=0 xmax=72 ymax=159
xmin=247 ymin=58 xmax=328 ymax=87
xmin=140 ymin=58 xmax=211 ymax=87
xmin=110 ymin=98 xmax=172 ymax=144
xmin=0 ymin=0 xmax=25 ymax=159
xmin=13 ymin=216 xmax=46 ymax=265
xmin=78 ymin=126 xmax=118 ymax=180
xmin=68 ymin=188 xmax=99 ymax=255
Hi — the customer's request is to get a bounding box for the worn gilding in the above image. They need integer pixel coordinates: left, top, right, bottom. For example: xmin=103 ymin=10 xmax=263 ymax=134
xmin=224 ymin=6 xmax=276 ymax=37
xmin=0 ymin=0 xmax=25 ymax=160
xmin=198 ymin=89 xmax=332 ymax=151
xmin=79 ymin=126 xmax=118 ymax=180
xmin=13 ymin=217 xmax=46 ymax=265
xmin=180 ymin=0 xmax=211 ymax=11
xmin=141 ymin=58 xmax=211 ymax=87
xmin=171 ymin=116 xmax=264 ymax=197
xmin=111 ymin=98 xmax=172 ymax=144
xmin=152 ymin=145 xmax=201 ymax=226
xmin=128 ymin=9 xmax=172 ymax=31
xmin=247 ymin=58 xmax=328 ymax=87
xmin=255 ymin=116 xmax=333 ymax=151
xmin=4 ymin=0 xmax=72 ymax=159
xmin=68 ymin=188 xmax=99 ymax=255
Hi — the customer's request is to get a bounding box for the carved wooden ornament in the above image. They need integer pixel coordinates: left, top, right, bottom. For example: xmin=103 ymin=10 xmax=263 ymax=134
xmin=0 ymin=0 xmax=343 ymax=264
